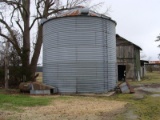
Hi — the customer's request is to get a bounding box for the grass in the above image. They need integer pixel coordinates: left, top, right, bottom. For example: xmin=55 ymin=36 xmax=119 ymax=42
xmin=111 ymin=71 xmax=160 ymax=120
xmin=0 ymin=71 xmax=160 ymax=120
xmin=114 ymin=94 xmax=160 ymax=120
xmin=133 ymin=96 xmax=160 ymax=120
xmin=100 ymin=92 xmax=160 ymax=120
xmin=0 ymin=94 xmax=52 ymax=111
xmin=129 ymin=71 xmax=160 ymax=86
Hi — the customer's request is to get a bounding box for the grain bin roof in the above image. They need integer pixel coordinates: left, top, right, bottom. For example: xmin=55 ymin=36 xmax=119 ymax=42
xmin=42 ymin=7 xmax=116 ymax=25
xmin=56 ymin=7 xmax=108 ymax=18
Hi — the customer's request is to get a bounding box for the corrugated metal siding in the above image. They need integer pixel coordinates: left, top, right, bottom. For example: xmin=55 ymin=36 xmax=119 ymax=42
xmin=43 ymin=16 xmax=116 ymax=93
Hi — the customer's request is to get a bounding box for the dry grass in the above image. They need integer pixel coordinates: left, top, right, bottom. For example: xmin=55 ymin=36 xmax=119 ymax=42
xmin=0 ymin=96 xmax=127 ymax=120
xmin=1 ymin=71 xmax=160 ymax=120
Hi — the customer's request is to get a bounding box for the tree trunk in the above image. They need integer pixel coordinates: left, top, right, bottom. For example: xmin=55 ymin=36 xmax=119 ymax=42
xmin=22 ymin=0 xmax=31 ymax=81
xmin=30 ymin=25 xmax=43 ymax=81
xmin=5 ymin=41 xmax=9 ymax=89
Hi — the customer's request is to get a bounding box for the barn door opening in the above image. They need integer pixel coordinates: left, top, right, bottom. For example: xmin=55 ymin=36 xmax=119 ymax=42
xmin=118 ymin=65 xmax=126 ymax=81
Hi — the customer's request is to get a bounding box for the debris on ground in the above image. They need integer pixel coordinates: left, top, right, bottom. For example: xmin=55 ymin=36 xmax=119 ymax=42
xmin=19 ymin=82 xmax=57 ymax=95
xmin=116 ymin=81 xmax=135 ymax=94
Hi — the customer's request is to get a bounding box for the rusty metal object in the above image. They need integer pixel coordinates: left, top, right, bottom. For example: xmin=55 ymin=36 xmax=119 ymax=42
xmin=19 ymin=82 xmax=56 ymax=93
xmin=126 ymin=81 xmax=135 ymax=93
xmin=118 ymin=81 xmax=135 ymax=94
xmin=19 ymin=82 xmax=32 ymax=92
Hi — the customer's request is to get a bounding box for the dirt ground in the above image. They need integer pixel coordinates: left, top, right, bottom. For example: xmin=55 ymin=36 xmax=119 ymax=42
xmin=134 ymin=83 xmax=160 ymax=99
xmin=0 ymin=97 xmax=127 ymax=120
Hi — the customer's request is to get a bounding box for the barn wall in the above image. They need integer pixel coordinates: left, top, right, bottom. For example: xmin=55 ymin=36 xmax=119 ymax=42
xmin=116 ymin=36 xmax=141 ymax=80
xmin=134 ymin=47 xmax=141 ymax=80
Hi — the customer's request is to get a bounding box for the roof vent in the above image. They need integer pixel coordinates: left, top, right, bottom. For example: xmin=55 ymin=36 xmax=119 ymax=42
xmin=80 ymin=8 xmax=89 ymax=15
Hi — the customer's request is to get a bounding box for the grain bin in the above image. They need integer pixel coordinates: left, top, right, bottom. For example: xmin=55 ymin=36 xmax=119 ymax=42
xmin=42 ymin=8 xmax=117 ymax=93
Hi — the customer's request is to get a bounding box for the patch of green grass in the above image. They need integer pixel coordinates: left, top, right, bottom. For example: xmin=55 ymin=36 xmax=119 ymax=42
xmin=0 ymin=94 xmax=52 ymax=111
xmin=129 ymin=71 xmax=160 ymax=86
xmin=132 ymin=96 xmax=160 ymax=120
xmin=109 ymin=93 xmax=160 ymax=120
xmin=106 ymin=94 xmax=159 ymax=120
xmin=109 ymin=93 xmax=134 ymax=101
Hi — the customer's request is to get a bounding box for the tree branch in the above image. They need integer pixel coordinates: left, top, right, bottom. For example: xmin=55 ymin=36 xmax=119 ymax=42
xmin=36 ymin=0 xmax=43 ymax=17
xmin=10 ymin=5 xmax=18 ymax=27
xmin=0 ymin=19 xmax=14 ymax=38
xmin=0 ymin=33 xmax=21 ymax=57
xmin=49 ymin=0 xmax=55 ymax=7
xmin=16 ymin=20 xmax=24 ymax=34
xmin=0 ymin=33 xmax=11 ymax=42
xmin=1 ymin=0 xmax=29 ymax=18
xmin=48 ymin=6 xmax=84 ymax=16
xmin=0 ymin=18 xmax=22 ymax=57
xmin=29 ymin=17 xmax=42 ymax=30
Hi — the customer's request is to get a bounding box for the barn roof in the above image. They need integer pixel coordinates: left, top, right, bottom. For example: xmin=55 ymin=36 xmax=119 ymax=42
xmin=116 ymin=34 xmax=142 ymax=50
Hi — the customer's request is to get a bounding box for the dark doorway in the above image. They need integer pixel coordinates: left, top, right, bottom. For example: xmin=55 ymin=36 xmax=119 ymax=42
xmin=118 ymin=65 xmax=126 ymax=81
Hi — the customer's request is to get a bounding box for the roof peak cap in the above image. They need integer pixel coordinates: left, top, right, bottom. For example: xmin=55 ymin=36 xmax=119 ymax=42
xmin=80 ymin=7 xmax=89 ymax=14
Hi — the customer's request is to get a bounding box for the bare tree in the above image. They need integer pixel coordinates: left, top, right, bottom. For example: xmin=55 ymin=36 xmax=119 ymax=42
xmin=155 ymin=34 xmax=160 ymax=59
xmin=0 ymin=0 xmax=89 ymax=82
xmin=156 ymin=34 xmax=160 ymax=41
xmin=0 ymin=35 xmax=22 ymax=88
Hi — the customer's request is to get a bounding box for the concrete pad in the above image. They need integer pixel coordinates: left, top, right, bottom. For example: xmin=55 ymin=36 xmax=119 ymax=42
xmin=70 ymin=91 xmax=116 ymax=97
xmin=30 ymin=90 xmax=51 ymax=95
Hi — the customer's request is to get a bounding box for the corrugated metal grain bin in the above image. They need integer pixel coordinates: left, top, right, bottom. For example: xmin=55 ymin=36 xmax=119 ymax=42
xmin=42 ymin=8 xmax=117 ymax=93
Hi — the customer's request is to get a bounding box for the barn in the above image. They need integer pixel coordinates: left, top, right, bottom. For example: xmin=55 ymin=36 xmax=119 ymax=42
xmin=116 ymin=34 xmax=142 ymax=81
xmin=42 ymin=8 xmax=117 ymax=93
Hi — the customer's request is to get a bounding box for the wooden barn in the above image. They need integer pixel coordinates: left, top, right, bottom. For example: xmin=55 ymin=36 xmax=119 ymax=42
xmin=116 ymin=34 xmax=142 ymax=81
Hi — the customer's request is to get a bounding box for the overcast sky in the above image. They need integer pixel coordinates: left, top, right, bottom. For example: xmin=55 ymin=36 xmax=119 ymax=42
xmin=38 ymin=0 xmax=160 ymax=65
xmin=91 ymin=0 xmax=160 ymax=60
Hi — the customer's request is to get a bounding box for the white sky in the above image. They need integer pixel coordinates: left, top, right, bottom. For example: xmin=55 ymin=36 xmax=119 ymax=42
xmin=36 ymin=0 xmax=160 ymax=64
xmin=92 ymin=0 xmax=160 ymax=60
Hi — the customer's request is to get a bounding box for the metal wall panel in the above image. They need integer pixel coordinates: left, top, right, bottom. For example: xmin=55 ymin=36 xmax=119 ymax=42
xmin=43 ymin=16 xmax=116 ymax=93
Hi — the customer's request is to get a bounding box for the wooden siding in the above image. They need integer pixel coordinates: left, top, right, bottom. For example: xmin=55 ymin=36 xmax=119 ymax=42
xmin=116 ymin=35 xmax=141 ymax=80
xmin=117 ymin=45 xmax=134 ymax=63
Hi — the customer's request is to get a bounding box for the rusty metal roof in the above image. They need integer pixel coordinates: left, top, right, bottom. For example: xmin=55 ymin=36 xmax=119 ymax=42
xmin=46 ymin=6 xmax=117 ymax=24
xmin=56 ymin=7 xmax=106 ymax=18
xmin=41 ymin=7 xmax=116 ymax=25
